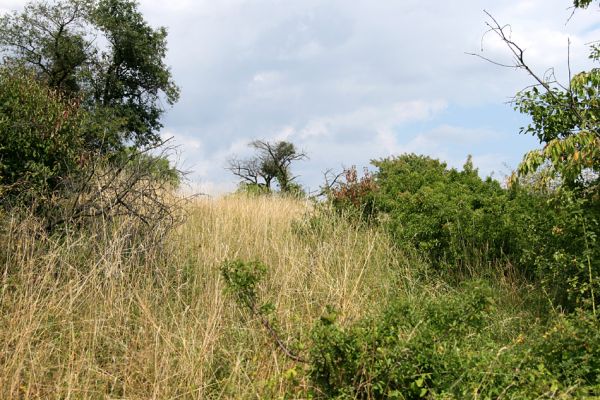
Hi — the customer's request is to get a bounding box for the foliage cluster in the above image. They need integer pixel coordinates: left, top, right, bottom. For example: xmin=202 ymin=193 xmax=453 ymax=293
xmin=370 ymin=155 xmax=508 ymax=268
xmin=329 ymin=166 xmax=377 ymax=217
xmin=220 ymin=258 xmax=600 ymax=398
xmin=310 ymin=282 xmax=600 ymax=399
xmin=0 ymin=67 xmax=86 ymax=201
xmin=0 ymin=0 xmax=179 ymax=150
xmin=474 ymin=1 xmax=600 ymax=192
xmin=510 ymin=42 xmax=600 ymax=191
xmin=221 ymin=259 xmax=268 ymax=311
xmin=0 ymin=0 xmax=181 ymax=232
xmin=329 ymin=153 xmax=599 ymax=311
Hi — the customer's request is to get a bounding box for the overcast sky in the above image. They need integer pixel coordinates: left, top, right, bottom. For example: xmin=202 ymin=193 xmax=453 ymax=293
xmin=2 ymin=0 xmax=599 ymax=194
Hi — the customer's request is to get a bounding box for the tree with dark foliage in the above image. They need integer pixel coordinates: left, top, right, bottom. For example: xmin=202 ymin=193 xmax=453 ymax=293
xmin=228 ymin=140 xmax=307 ymax=193
xmin=0 ymin=0 xmax=181 ymax=232
xmin=0 ymin=0 xmax=179 ymax=151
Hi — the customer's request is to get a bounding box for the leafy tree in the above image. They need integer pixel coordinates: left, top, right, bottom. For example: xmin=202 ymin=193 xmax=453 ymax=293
xmin=228 ymin=140 xmax=307 ymax=193
xmin=0 ymin=0 xmax=179 ymax=151
xmin=0 ymin=65 xmax=183 ymax=232
xmin=0 ymin=1 xmax=182 ymax=233
xmin=514 ymin=49 xmax=600 ymax=191
xmin=573 ymin=0 xmax=597 ymax=7
xmin=474 ymin=5 xmax=599 ymax=191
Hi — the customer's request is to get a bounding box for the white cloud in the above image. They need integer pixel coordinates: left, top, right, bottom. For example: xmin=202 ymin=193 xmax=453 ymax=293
xmin=297 ymin=100 xmax=447 ymax=140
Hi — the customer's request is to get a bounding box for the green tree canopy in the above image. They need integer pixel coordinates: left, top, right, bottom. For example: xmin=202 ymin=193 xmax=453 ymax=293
xmin=513 ymin=47 xmax=600 ymax=190
xmin=573 ymin=0 xmax=597 ymax=8
xmin=506 ymin=2 xmax=600 ymax=190
xmin=0 ymin=0 xmax=179 ymax=151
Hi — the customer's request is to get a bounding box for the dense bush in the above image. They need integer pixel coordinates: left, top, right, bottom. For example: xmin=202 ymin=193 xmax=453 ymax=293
xmin=0 ymin=67 xmax=87 ymax=202
xmin=371 ymin=155 xmax=509 ymax=270
xmin=329 ymin=154 xmax=599 ymax=311
xmin=0 ymin=0 xmax=182 ymax=236
xmin=221 ymin=261 xmax=600 ymax=398
xmin=329 ymin=166 xmax=378 ymax=217
xmin=310 ymin=281 xmax=494 ymax=399
xmin=532 ymin=311 xmax=600 ymax=391
xmin=236 ymin=182 xmax=273 ymax=196
xmin=0 ymin=67 xmax=182 ymax=233
xmin=507 ymin=187 xmax=599 ymax=311
xmin=310 ymin=282 xmax=600 ymax=399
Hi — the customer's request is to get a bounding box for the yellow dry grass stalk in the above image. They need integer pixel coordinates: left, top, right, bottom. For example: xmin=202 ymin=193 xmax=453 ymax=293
xmin=0 ymin=195 xmax=414 ymax=399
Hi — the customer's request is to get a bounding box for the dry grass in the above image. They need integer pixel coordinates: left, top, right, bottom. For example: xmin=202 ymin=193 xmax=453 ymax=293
xmin=0 ymin=195 xmax=415 ymax=399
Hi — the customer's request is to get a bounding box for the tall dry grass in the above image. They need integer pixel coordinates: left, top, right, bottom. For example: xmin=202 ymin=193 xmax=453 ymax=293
xmin=0 ymin=195 xmax=417 ymax=399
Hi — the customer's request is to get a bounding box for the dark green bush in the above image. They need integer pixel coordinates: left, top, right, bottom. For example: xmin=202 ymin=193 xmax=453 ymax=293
xmin=219 ymin=258 xmax=599 ymax=398
xmin=506 ymin=188 xmax=599 ymax=311
xmin=332 ymin=154 xmax=520 ymax=273
xmin=236 ymin=182 xmax=272 ymax=196
xmin=220 ymin=259 xmax=268 ymax=310
xmin=371 ymin=155 xmax=509 ymax=270
xmin=309 ymin=282 xmax=600 ymax=399
xmin=0 ymin=66 xmax=87 ymax=202
xmin=329 ymin=153 xmax=599 ymax=311
xmin=111 ymin=147 xmax=181 ymax=187
xmin=310 ymin=281 xmax=495 ymax=399
xmin=0 ymin=65 xmax=183 ymax=233
xmin=532 ymin=311 xmax=600 ymax=390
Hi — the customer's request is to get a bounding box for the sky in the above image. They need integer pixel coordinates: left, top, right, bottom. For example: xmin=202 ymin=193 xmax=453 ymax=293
xmin=1 ymin=0 xmax=599 ymax=195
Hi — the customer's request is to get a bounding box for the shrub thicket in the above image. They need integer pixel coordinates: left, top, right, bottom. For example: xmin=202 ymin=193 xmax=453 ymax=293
xmin=0 ymin=67 xmax=182 ymax=233
xmin=0 ymin=67 xmax=87 ymax=202
xmin=0 ymin=0 xmax=181 ymax=235
xmin=371 ymin=155 xmax=508 ymax=269
xmin=310 ymin=282 xmax=600 ymax=399
xmin=329 ymin=154 xmax=599 ymax=311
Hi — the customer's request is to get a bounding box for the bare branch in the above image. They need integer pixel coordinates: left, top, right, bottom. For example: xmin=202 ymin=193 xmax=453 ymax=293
xmin=465 ymin=52 xmax=520 ymax=69
xmin=471 ymin=10 xmax=586 ymax=125
xmin=312 ymin=168 xmax=345 ymax=198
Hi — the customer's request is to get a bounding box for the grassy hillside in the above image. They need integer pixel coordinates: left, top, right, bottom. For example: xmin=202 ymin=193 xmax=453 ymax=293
xmin=1 ymin=195 xmax=597 ymax=399
xmin=0 ymin=196 xmax=410 ymax=398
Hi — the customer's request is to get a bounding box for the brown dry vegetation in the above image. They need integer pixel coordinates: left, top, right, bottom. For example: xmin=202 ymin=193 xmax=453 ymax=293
xmin=0 ymin=195 xmax=418 ymax=399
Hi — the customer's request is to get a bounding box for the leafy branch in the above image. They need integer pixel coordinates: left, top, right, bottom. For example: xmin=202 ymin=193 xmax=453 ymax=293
xmin=220 ymin=259 xmax=307 ymax=363
xmin=469 ymin=9 xmax=600 ymax=189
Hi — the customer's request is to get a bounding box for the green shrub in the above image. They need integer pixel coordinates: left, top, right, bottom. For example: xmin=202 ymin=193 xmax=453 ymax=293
xmin=111 ymin=147 xmax=181 ymax=187
xmin=282 ymin=181 xmax=307 ymax=199
xmin=0 ymin=65 xmax=182 ymax=233
xmin=0 ymin=66 xmax=87 ymax=202
xmin=219 ymin=258 xmax=599 ymax=398
xmin=367 ymin=154 xmax=510 ymax=269
xmin=329 ymin=153 xmax=599 ymax=311
xmin=309 ymin=282 xmax=600 ymax=399
xmin=220 ymin=259 xmax=268 ymax=310
xmin=506 ymin=188 xmax=599 ymax=311
xmin=309 ymin=281 xmax=496 ymax=399
xmin=236 ymin=182 xmax=272 ymax=196
xmin=532 ymin=311 xmax=600 ymax=390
